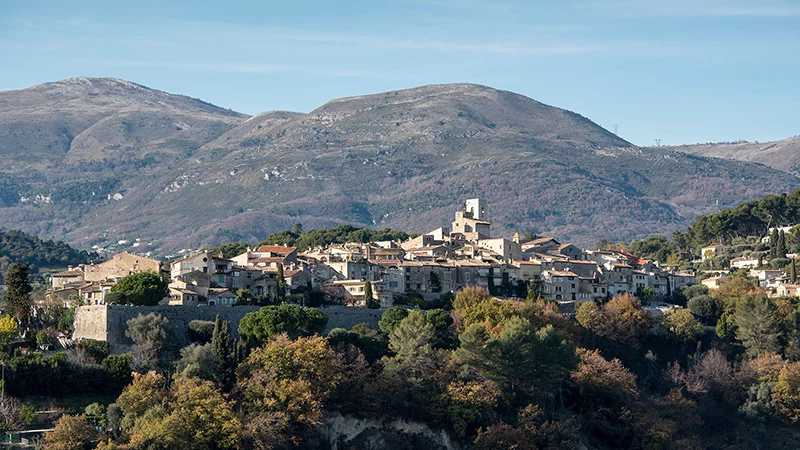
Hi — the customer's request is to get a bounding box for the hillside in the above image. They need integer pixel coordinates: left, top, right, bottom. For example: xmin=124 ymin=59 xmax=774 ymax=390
xmin=0 ymin=79 xmax=798 ymax=254
xmin=667 ymin=136 xmax=800 ymax=177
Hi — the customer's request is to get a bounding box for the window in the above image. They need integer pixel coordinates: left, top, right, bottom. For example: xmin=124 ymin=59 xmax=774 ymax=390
xmin=555 ymin=286 xmax=563 ymax=292
xmin=182 ymin=262 xmax=192 ymax=270
xmin=218 ymin=275 xmax=225 ymax=284
xmin=571 ymin=284 xmax=576 ymax=289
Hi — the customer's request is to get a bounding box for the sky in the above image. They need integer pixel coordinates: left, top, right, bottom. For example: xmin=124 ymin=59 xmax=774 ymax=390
xmin=0 ymin=0 xmax=798 ymax=146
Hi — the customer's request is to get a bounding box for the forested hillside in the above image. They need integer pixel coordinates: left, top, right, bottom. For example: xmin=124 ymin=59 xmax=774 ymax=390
xmin=0 ymin=229 xmax=97 ymax=273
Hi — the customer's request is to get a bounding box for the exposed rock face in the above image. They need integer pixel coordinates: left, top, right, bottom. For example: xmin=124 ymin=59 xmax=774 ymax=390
xmin=1 ymin=78 xmax=798 ymax=253
xmin=319 ymin=412 xmax=459 ymax=450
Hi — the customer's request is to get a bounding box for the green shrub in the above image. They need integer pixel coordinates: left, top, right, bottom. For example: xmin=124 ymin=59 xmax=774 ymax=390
xmin=188 ymin=320 xmax=215 ymax=344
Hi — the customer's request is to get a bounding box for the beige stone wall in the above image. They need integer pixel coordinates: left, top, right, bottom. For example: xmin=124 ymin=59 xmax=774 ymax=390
xmin=73 ymin=304 xmax=385 ymax=352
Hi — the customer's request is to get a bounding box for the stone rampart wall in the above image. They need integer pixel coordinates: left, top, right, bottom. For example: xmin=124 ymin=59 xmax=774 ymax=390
xmin=73 ymin=304 xmax=385 ymax=352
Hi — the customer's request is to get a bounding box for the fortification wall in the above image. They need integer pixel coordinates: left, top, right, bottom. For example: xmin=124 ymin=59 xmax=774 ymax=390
xmin=73 ymin=304 xmax=384 ymax=351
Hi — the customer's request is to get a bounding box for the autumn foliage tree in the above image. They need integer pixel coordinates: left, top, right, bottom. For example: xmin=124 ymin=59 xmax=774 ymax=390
xmin=576 ymin=294 xmax=651 ymax=347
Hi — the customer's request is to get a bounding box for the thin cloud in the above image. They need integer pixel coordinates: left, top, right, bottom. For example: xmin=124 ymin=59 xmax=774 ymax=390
xmin=96 ymin=59 xmax=382 ymax=79
xmin=586 ymin=0 xmax=800 ymax=17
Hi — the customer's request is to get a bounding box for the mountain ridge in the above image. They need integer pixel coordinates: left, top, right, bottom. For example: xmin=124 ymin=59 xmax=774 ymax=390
xmin=0 ymin=78 xmax=797 ymax=255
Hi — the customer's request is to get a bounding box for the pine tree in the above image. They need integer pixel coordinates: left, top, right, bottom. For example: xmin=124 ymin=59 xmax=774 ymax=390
xmin=276 ymin=263 xmax=286 ymax=304
xmin=3 ymin=263 xmax=32 ymax=323
xmin=211 ymin=315 xmax=234 ymax=390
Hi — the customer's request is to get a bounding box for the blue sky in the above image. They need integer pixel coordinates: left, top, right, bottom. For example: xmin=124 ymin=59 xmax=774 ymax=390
xmin=1 ymin=0 xmax=798 ymax=146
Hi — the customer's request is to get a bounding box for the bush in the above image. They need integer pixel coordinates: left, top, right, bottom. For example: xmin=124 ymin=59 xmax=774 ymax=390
xmin=238 ymin=304 xmax=327 ymax=345
xmin=104 ymin=292 xmax=127 ymax=305
xmin=78 ymin=340 xmax=110 ymax=363
xmin=687 ymin=295 xmax=721 ymax=326
xmin=771 ymin=258 xmax=790 ymax=270
xmin=189 ymin=320 xmax=215 ymax=344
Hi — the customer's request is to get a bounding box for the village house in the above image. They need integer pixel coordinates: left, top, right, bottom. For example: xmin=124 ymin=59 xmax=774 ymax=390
xmin=701 ymin=244 xmax=728 ymax=262
xmin=539 ymin=269 xmax=580 ymax=301
xmin=232 ymin=245 xmax=298 ymax=269
xmin=476 ymin=238 xmax=522 ymax=262
xmin=321 ymin=280 xmax=393 ymax=308
xmin=730 ymin=256 xmax=762 ymax=270
xmin=702 ymin=276 xmax=728 ymax=290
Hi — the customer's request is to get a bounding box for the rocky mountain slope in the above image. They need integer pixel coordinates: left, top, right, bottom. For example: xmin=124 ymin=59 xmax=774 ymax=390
xmin=0 ymin=79 xmax=797 ymax=254
xmin=666 ymin=137 xmax=800 ymax=177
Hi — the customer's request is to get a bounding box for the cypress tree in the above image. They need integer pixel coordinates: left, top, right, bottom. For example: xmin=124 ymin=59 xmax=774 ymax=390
xmin=276 ymin=263 xmax=286 ymax=304
xmin=211 ymin=315 xmax=234 ymax=390
xmin=3 ymin=263 xmax=32 ymax=323
xmin=770 ymin=228 xmax=780 ymax=259
xmin=364 ymin=281 xmax=379 ymax=309
xmin=778 ymin=230 xmax=788 ymax=259
xmin=792 ymin=258 xmax=797 ymax=284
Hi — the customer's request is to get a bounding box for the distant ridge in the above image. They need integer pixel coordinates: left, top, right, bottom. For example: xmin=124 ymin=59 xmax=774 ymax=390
xmin=0 ymin=78 xmax=797 ymax=254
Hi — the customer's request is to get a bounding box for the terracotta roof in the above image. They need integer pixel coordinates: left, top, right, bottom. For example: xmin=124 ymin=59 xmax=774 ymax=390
xmin=255 ymin=245 xmax=297 ymax=254
xmin=546 ymin=270 xmax=579 ymax=277
xmin=248 ymin=257 xmax=285 ymax=263
xmin=52 ymin=270 xmax=83 ymax=277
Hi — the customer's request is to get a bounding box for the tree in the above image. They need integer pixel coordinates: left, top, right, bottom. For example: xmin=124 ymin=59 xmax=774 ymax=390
xmin=378 ymin=307 xmax=409 ymax=335
xmin=452 ymin=286 xmax=516 ymax=332
xmin=85 ymin=402 xmax=107 ymax=428
xmin=106 ymin=403 xmax=122 ymax=435
xmin=276 ymin=263 xmax=286 ymax=304
xmin=662 ymin=309 xmax=702 ymax=342
xmin=363 ymin=281 xmax=379 ymax=309
xmin=455 ymin=317 xmax=575 ymax=400
xmin=212 ymin=315 xmax=234 ymax=389
xmin=778 ymin=230 xmax=788 ymax=259
xmin=472 ymin=424 xmax=533 ymax=450
xmin=101 ymin=353 xmax=133 ymax=392
xmin=576 ymin=294 xmax=651 ymax=347
xmin=44 ymin=414 xmax=94 ymax=450
xmin=237 ymin=335 xmax=343 ymax=436
xmin=0 ymin=315 xmax=18 ymax=347
xmin=735 ymin=295 xmax=782 ymax=356
xmin=188 ymin=320 xmax=215 ymax=344
xmin=174 ymin=343 xmax=220 ymax=381
xmin=772 ymin=361 xmax=800 ymax=422
xmin=125 ymin=313 xmax=173 ymax=370
xmin=386 ymin=310 xmax=436 ymax=366
xmin=687 ymin=295 xmax=721 ymax=325
xmin=120 ymin=376 xmax=241 ymax=449
xmin=770 ymin=228 xmax=780 ymax=259
xmin=238 ymin=304 xmax=327 ymax=345
xmin=110 ymin=271 xmax=168 ymax=306
xmin=3 ymin=263 xmax=32 ymax=323
xmin=571 ymin=348 xmax=638 ymax=408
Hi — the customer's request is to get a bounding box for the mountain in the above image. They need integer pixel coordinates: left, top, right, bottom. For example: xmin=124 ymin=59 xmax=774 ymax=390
xmin=667 ymin=136 xmax=800 ymax=177
xmin=0 ymin=79 xmax=798 ymax=254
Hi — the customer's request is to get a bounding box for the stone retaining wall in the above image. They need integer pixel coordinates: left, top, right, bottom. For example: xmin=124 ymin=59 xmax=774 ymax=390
xmin=73 ymin=304 xmax=385 ymax=352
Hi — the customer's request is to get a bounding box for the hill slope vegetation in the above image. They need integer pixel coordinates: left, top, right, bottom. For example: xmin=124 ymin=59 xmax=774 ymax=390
xmin=0 ymin=79 xmax=797 ymax=254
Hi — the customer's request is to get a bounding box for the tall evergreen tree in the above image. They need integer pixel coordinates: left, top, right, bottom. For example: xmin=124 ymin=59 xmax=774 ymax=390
xmin=792 ymin=258 xmax=798 ymax=283
xmin=276 ymin=263 xmax=286 ymax=304
xmin=211 ymin=315 xmax=234 ymax=390
xmin=3 ymin=263 xmax=32 ymax=323
xmin=778 ymin=230 xmax=788 ymax=259
xmin=364 ymin=281 xmax=379 ymax=309
xmin=771 ymin=228 xmax=780 ymax=259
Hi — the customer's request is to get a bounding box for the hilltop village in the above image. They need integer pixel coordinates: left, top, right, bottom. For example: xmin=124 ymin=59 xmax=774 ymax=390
xmin=46 ymin=199 xmax=700 ymax=314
